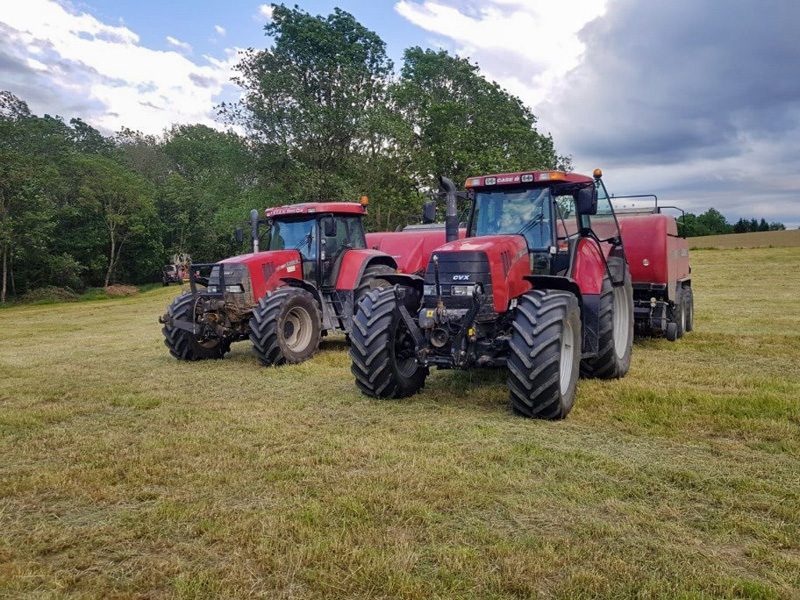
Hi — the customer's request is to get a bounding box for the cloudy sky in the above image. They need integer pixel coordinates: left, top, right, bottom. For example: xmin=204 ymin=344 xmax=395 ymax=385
xmin=1 ymin=0 xmax=798 ymax=226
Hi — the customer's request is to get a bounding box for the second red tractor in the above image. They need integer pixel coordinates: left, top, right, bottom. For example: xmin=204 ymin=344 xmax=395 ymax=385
xmin=350 ymin=169 xmax=635 ymax=419
xmin=160 ymin=200 xmax=403 ymax=365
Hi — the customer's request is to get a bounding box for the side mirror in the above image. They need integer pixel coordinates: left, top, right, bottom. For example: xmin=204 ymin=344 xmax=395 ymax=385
xmin=576 ymin=186 xmax=598 ymax=216
xmin=234 ymin=227 xmax=244 ymax=244
xmin=323 ymin=218 xmax=337 ymax=238
xmin=422 ymin=201 xmax=436 ymax=224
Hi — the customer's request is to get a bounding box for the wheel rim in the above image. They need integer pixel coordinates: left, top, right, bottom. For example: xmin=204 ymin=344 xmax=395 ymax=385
xmin=393 ymin=321 xmax=418 ymax=377
xmin=681 ymin=297 xmax=687 ymax=332
xmin=283 ymin=306 xmax=313 ymax=352
xmin=612 ymin=285 xmax=630 ymax=359
xmin=559 ymin=319 xmax=575 ymax=396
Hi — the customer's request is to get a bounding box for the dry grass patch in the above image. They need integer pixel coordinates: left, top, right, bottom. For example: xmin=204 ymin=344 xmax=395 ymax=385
xmin=1 ymin=249 xmax=799 ymax=598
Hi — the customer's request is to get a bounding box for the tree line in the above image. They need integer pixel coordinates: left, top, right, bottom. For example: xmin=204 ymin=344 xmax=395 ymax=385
xmin=0 ymin=4 xmax=784 ymax=302
xmin=677 ymin=208 xmax=785 ymax=238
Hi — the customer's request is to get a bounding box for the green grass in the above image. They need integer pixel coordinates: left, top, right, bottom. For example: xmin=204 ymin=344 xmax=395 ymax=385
xmin=1 ymin=247 xmax=798 ymax=598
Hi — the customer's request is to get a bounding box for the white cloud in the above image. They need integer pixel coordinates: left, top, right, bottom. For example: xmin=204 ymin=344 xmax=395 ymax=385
xmin=0 ymin=0 xmax=243 ymax=135
xmin=394 ymin=0 xmax=607 ymax=107
xmin=166 ymin=35 xmax=192 ymax=53
xmin=257 ymin=4 xmax=274 ymax=21
xmin=214 ymin=24 xmax=226 ymax=37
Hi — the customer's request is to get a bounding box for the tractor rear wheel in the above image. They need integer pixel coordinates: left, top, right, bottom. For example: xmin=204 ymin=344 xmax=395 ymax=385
xmin=249 ymin=287 xmax=322 ymax=366
xmin=354 ymin=264 xmax=395 ymax=310
xmin=162 ymin=293 xmax=229 ymax=361
xmin=508 ymin=290 xmax=581 ymax=419
xmin=580 ymin=258 xmax=634 ymax=379
xmin=350 ymin=287 xmax=427 ymax=399
xmin=684 ymin=285 xmax=694 ymax=332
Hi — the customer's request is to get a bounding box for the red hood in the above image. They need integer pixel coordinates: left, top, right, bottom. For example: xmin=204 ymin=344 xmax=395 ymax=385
xmin=220 ymin=249 xmax=303 ymax=301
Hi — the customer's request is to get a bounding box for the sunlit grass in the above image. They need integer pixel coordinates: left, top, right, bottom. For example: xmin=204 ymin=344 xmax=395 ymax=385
xmin=1 ymin=248 xmax=798 ymax=598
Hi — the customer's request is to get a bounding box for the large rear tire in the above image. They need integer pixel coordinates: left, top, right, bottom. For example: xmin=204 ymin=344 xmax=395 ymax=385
xmin=162 ymin=293 xmax=229 ymax=361
xmin=508 ymin=290 xmax=582 ymax=420
xmin=580 ymin=258 xmax=634 ymax=379
xmin=350 ymin=287 xmax=427 ymax=399
xmin=354 ymin=264 xmax=395 ymax=310
xmin=249 ymin=287 xmax=322 ymax=366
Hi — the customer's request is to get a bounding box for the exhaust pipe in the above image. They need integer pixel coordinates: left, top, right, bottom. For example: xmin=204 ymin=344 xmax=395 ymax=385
xmin=250 ymin=209 xmax=260 ymax=253
xmin=439 ymin=175 xmax=458 ymax=243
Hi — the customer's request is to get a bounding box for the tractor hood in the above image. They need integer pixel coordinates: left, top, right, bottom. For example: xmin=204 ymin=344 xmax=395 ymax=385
xmin=426 ymin=235 xmax=532 ymax=313
xmin=216 ymin=249 xmax=303 ymax=302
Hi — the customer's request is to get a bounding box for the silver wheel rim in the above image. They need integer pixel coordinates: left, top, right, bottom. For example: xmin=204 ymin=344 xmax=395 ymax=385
xmin=283 ymin=306 xmax=313 ymax=352
xmin=559 ymin=319 xmax=575 ymax=396
xmin=612 ymin=286 xmax=630 ymax=359
xmin=681 ymin=297 xmax=687 ymax=332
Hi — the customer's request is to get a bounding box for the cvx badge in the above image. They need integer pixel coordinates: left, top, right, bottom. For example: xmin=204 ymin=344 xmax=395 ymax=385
xmin=452 ymin=275 xmax=470 ymax=281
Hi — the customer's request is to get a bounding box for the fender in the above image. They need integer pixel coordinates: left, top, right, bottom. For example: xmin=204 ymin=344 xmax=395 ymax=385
xmin=570 ymin=238 xmax=606 ymax=295
xmin=381 ymin=273 xmax=423 ymax=313
xmin=335 ymin=249 xmax=397 ymax=291
xmin=524 ymin=275 xmax=582 ymax=303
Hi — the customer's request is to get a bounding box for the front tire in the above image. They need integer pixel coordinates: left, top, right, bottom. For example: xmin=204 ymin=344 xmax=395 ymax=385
xmin=162 ymin=293 xmax=229 ymax=361
xmin=354 ymin=264 xmax=395 ymax=311
xmin=508 ymin=290 xmax=582 ymax=420
xmin=249 ymin=287 xmax=322 ymax=366
xmin=580 ymin=258 xmax=634 ymax=379
xmin=350 ymin=287 xmax=427 ymax=399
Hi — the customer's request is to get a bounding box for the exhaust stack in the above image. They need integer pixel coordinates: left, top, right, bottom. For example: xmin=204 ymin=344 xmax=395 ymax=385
xmin=439 ymin=176 xmax=458 ymax=243
xmin=250 ymin=209 xmax=260 ymax=253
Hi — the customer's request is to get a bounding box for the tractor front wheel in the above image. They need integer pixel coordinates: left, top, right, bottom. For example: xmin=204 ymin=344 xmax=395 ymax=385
xmin=354 ymin=263 xmax=395 ymax=310
xmin=508 ymin=290 xmax=581 ymax=419
xmin=162 ymin=293 xmax=229 ymax=361
xmin=249 ymin=287 xmax=322 ymax=366
xmin=350 ymin=287 xmax=427 ymax=399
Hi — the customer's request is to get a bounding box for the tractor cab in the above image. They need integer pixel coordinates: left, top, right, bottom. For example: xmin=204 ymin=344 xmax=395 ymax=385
xmin=259 ymin=202 xmax=369 ymax=290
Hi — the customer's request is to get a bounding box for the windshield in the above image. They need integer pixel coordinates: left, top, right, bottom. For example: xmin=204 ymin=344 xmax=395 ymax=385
xmin=268 ymin=218 xmax=317 ymax=261
xmin=470 ymin=187 xmax=552 ymax=250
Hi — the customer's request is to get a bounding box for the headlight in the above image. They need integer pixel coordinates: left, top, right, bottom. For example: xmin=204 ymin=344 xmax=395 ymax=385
xmin=451 ymin=285 xmax=475 ymax=296
xmin=423 ymin=284 xmax=436 ymax=296
xmin=207 ymin=285 xmax=219 ymax=293
xmin=224 ymin=284 xmax=244 ymax=293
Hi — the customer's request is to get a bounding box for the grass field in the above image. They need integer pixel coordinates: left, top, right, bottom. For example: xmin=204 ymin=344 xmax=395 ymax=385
xmin=690 ymin=229 xmax=800 ymax=250
xmin=1 ymin=247 xmax=799 ymax=599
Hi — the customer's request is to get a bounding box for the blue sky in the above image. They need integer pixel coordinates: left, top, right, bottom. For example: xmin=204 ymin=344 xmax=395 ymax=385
xmin=1 ymin=0 xmax=799 ymax=226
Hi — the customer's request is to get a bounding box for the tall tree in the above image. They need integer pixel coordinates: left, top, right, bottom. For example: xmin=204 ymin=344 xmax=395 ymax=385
xmin=393 ymin=48 xmax=564 ymax=192
xmin=225 ymin=4 xmax=394 ymax=203
xmin=75 ymin=156 xmax=155 ymax=287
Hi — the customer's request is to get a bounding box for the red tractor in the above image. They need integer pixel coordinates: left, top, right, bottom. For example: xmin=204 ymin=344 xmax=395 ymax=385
xmin=350 ymin=169 xmax=635 ymax=419
xmin=614 ymin=195 xmax=693 ymax=341
xmin=159 ymin=200 xmax=404 ymax=365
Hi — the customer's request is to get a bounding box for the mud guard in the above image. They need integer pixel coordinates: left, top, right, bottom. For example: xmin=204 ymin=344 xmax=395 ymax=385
xmin=381 ymin=273 xmax=424 ymax=312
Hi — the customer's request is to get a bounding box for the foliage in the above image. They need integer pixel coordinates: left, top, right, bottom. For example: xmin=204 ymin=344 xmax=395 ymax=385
xmin=0 ymin=6 xmax=784 ymax=300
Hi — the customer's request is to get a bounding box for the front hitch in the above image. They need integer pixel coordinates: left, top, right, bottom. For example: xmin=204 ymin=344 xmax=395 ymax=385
xmin=450 ymin=285 xmax=483 ymax=368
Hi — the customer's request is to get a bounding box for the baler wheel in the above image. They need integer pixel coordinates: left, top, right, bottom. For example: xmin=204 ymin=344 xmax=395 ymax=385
xmin=349 ymin=287 xmax=427 ymax=399
xmin=669 ymin=286 xmax=687 ymax=339
xmin=249 ymin=287 xmax=322 ymax=366
xmin=684 ymin=286 xmax=694 ymax=333
xmin=580 ymin=258 xmax=634 ymax=379
xmin=162 ymin=293 xmax=229 ymax=361
xmin=508 ymin=290 xmax=581 ymax=419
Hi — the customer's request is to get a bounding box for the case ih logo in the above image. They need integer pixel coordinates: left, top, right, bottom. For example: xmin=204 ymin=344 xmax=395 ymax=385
xmin=452 ymin=275 xmax=470 ymax=281
xmin=496 ymin=175 xmax=520 ymax=184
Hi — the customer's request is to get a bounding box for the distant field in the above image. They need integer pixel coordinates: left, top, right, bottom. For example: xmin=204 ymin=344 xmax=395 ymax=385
xmin=1 ymin=247 xmax=798 ymax=598
xmin=690 ymin=228 xmax=800 ymax=249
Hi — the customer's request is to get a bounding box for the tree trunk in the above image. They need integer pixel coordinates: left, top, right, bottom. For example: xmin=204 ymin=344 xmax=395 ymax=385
xmin=1 ymin=242 xmax=7 ymax=304
xmin=104 ymin=229 xmax=115 ymax=288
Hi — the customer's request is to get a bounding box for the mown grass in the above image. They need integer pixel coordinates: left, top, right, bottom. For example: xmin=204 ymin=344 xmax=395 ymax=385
xmin=1 ymin=247 xmax=798 ymax=599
